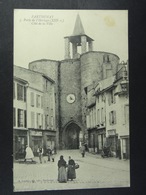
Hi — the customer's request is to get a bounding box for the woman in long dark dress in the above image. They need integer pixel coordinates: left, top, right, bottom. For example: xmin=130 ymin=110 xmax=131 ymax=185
xmin=67 ymin=156 xmax=76 ymax=181
xmin=58 ymin=155 xmax=67 ymax=183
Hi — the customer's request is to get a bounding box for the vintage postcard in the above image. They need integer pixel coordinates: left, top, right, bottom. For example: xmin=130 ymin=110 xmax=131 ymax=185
xmin=13 ymin=9 xmax=129 ymax=192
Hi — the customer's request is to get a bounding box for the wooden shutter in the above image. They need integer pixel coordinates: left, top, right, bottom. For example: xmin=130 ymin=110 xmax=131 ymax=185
xmin=24 ymin=110 xmax=27 ymax=128
xmin=24 ymin=87 xmax=26 ymax=102
xmin=31 ymin=112 xmax=35 ymax=128
xmin=109 ymin=112 xmax=111 ymax=125
xmin=31 ymin=92 xmax=34 ymax=106
xmin=113 ymin=111 xmax=116 ymax=124
xmin=13 ymin=108 xmax=16 ymax=127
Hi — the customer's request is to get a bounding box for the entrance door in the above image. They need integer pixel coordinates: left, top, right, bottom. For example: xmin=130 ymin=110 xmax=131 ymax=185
xmin=32 ymin=136 xmax=42 ymax=156
xmin=15 ymin=136 xmax=27 ymax=159
xmin=65 ymin=123 xmax=80 ymax=149
xmin=126 ymin=138 xmax=130 ymax=159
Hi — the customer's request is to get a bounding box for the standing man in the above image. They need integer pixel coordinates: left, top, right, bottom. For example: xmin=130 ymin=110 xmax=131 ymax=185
xmin=46 ymin=146 xmax=52 ymax=161
xmin=80 ymin=144 xmax=86 ymax=157
xmin=37 ymin=146 xmax=44 ymax=163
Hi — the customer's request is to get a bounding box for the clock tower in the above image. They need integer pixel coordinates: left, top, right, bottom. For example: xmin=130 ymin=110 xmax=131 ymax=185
xmin=59 ymin=14 xmax=94 ymax=149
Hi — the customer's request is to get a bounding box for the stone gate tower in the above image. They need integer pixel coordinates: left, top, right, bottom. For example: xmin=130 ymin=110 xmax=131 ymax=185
xmin=29 ymin=14 xmax=120 ymax=149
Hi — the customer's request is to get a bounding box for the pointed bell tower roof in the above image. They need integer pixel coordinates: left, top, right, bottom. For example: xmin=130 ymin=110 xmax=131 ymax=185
xmin=72 ymin=14 xmax=85 ymax=36
xmin=64 ymin=14 xmax=94 ymax=43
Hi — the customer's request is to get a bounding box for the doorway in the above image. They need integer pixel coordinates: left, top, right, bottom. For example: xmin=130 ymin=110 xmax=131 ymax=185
xmin=64 ymin=123 xmax=81 ymax=149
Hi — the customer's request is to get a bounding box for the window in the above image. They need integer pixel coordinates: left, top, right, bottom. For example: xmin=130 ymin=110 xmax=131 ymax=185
xmin=109 ymin=111 xmax=116 ymax=125
xmin=18 ymin=109 xmax=23 ymax=127
xmin=13 ymin=108 xmax=16 ymax=127
xmin=124 ymin=105 xmax=129 ymax=124
xmin=97 ymin=109 xmax=100 ymax=125
xmin=41 ymin=114 xmax=43 ymax=129
xmin=13 ymin=82 xmax=15 ymax=99
xmin=108 ymin=90 xmax=115 ymax=105
xmin=101 ymin=108 xmax=105 ymax=123
xmin=103 ymin=54 xmax=110 ymax=63
xmin=51 ymin=116 xmax=54 ymax=128
xmin=36 ymin=95 xmax=41 ymax=108
xmin=31 ymin=112 xmax=35 ymax=128
xmin=17 ymin=84 xmax=26 ymax=101
xmin=101 ymin=94 xmax=105 ymax=102
xmin=45 ymin=114 xmax=49 ymax=129
xmin=41 ymin=96 xmax=43 ymax=108
xmin=17 ymin=84 xmax=23 ymax=100
xmin=37 ymin=113 xmax=41 ymax=128
xmin=31 ymin=92 xmax=34 ymax=106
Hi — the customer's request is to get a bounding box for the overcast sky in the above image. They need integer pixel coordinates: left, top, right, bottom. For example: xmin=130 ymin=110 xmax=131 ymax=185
xmin=14 ymin=9 xmax=128 ymax=68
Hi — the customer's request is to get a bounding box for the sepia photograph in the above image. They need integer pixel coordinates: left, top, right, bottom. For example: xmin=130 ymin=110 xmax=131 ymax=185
xmin=13 ymin=9 xmax=129 ymax=192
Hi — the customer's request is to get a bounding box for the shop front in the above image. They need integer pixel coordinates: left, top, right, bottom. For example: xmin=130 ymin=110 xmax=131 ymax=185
xmin=29 ymin=129 xmax=43 ymax=156
xmin=120 ymin=135 xmax=130 ymax=159
xmin=96 ymin=128 xmax=106 ymax=154
xmin=13 ymin=129 xmax=28 ymax=160
xmin=107 ymin=129 xmax=118 ymax=157
xmin=88 ymin=128 xmax=96 ymax=153
xmin=43 ymin=131 xmax=56 ymax=154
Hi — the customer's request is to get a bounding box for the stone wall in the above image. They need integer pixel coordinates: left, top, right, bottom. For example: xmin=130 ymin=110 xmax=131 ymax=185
xmin=59 ymin=59 xmax=82 ymax=131
xmin=14 ymin=65 xmax=43 ymax=91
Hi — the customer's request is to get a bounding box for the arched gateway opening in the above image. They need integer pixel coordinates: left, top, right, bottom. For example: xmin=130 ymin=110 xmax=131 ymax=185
xmin=64 ymin=123 xmax=81 ymax=149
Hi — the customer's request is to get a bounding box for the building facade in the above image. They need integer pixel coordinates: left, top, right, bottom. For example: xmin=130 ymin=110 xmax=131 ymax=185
xmin=86 ymin=62 xmax=129 ymax=159
xmin=13 ymin=66 xmax=56 ymax=159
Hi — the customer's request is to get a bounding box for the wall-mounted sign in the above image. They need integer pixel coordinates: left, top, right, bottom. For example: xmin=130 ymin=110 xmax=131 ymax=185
xmin=108 ymin=129 xmax=116 ymax=136
xmin=30 ymin=130 xmax=42 ymax=136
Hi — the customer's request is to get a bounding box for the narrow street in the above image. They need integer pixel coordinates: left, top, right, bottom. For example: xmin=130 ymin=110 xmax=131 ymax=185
xmin=13 ymin=149 xmax=130 ymax=192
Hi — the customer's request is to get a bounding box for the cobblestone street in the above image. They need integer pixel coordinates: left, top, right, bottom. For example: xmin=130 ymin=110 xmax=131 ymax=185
xmin=13 ymin=150 xmax=130 ymax=192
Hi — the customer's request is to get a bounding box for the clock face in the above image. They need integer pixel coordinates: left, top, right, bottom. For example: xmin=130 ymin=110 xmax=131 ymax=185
xmin=66 ymin=94 xmax=76 ymax=104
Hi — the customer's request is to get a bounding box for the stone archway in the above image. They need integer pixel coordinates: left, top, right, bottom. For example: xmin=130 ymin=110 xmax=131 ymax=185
xmin=64 ymin=122 xmax=81 ymax=149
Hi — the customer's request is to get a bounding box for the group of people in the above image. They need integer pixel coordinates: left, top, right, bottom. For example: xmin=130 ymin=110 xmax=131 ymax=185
xmin=58 ymin=155 xmax=76 ymax=183
xmin=24 ymin=145 xmax=55 ymax=163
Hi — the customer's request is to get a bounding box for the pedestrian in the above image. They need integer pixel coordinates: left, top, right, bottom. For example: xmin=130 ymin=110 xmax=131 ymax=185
xmin=80 ymin=144 xmax=86 ymax=157
xmin=37 ymin=146 xmax=44 ymax=163
xmin=51 ymin=149 xmax=55 ymax=162
xmin=24 ymin=145 xmax=34 ymax=162
xmin=57 ymin=155 xmax=67 ymax=183
xmin=67 ymin=156 xmax=76 ymax=181
xmin=46 ymin=146 xmax=52 ymax=161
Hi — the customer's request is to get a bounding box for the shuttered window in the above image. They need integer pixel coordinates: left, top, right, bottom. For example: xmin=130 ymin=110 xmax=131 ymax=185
xmin=109 ymin=111 xmax=116 ymax=125
xmin=36 ymin=95 xmax=41 ymax=108
xmin=31 ymin=112 xmax=35 ymax=128
xmin=125 ymin=105 xmax=129 ymax=124
xmin=17 ymin=84 xmax=23 ymax=100
xmin=101 ymin=108 xmax=105 ymax=123
xmin=31 ymin=92 xmax=34 ymax=106
xmin=108 ymin=90 xmax=116 ymax=105
xmin=18 ymin=109 xmax=23 ymax=127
